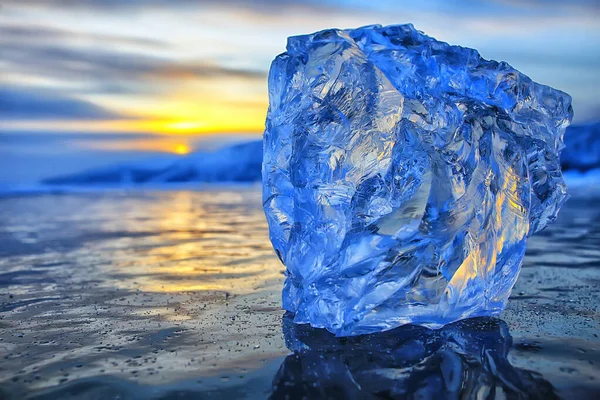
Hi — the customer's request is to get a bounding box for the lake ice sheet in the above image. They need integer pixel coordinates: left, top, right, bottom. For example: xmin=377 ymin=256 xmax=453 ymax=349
xmin=0 ymin=188 xmax=598 ymax=398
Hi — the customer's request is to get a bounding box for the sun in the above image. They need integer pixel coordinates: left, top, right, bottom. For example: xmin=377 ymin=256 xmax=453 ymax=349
xmin=173 ymin=144 xmax=190 ymax=155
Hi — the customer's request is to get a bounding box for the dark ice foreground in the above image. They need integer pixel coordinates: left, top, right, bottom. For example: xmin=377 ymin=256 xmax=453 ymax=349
xmin=0 ymin=186 xmax=598 ymax=399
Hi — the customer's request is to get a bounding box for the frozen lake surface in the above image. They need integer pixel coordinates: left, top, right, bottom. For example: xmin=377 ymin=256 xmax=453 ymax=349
xmin=0 ymin=187 xmax=598 ymax=399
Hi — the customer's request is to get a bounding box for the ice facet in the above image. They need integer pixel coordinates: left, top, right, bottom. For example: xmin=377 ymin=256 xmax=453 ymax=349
xmin=262 ymin=24 xmax=573 ymax=336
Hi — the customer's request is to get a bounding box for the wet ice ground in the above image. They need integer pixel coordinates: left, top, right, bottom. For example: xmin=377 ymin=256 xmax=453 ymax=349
xmin=0 ymin=187 xmax=598 ymax=399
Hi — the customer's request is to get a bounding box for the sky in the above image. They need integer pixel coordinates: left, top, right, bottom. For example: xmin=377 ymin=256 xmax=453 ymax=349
xmin=1 ymin=0 xmax=599 ymax=184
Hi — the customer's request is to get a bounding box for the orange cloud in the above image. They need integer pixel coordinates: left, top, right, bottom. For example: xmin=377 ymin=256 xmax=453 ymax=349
xmin=72 ymin=136 xmax=194 ymax=154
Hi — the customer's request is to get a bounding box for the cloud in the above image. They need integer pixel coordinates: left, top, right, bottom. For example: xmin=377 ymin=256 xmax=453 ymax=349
xmin=0 ymin=132 xmax=155 ymax=143
xmin=2 ymin=0 xmax=332 ymax=12
xmin=0 ymin=86 xmax=122 ymax=120
xmin=0 ymin=26 xmax=265 ymax=96
xmin=154 ymin=64 xmax=265 ymax=80
xmin=6 ymin=0 xmax=598 ymax=18
xmin=1 ymin=42 xmax=153 ymax=79
xmin=0 ymin=24 xmax=169 ymax=48
xmin=493 ymin=0 xmax=600 ymax=12
xmin=3 ymin=0 xmax=598 ymax=126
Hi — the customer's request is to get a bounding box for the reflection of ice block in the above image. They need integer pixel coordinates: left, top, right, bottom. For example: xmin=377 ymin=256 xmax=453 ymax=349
xmin=272 ymin=314 xmax=557 ymax=398
xmin=262 ymin=24 xmax=572 ymax=336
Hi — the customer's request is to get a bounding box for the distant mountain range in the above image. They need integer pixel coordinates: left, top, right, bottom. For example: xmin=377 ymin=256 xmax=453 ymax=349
xmin=44 ymin=141 xmax=263 ymax=185
xmin=562 ymin=121 xmax=600 ymax=172
xmin=43 ymin=122 xmax=599 ymax=186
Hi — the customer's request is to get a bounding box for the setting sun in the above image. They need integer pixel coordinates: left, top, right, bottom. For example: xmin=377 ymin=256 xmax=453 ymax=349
xmin=173 ymin=144 xmax=190 ymax=155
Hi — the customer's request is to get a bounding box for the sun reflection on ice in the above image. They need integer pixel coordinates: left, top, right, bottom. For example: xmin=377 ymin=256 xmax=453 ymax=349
xmin=99 ymin=190 xmax=283 ymax=294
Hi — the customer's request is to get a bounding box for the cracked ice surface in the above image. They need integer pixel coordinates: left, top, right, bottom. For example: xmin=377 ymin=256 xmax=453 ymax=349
xmin=262 ymin=24 xmax=572 ymax=336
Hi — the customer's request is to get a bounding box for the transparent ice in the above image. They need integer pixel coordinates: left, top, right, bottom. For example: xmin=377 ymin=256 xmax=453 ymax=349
xmin=262 ymin=24 xmax=572 ymax=336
